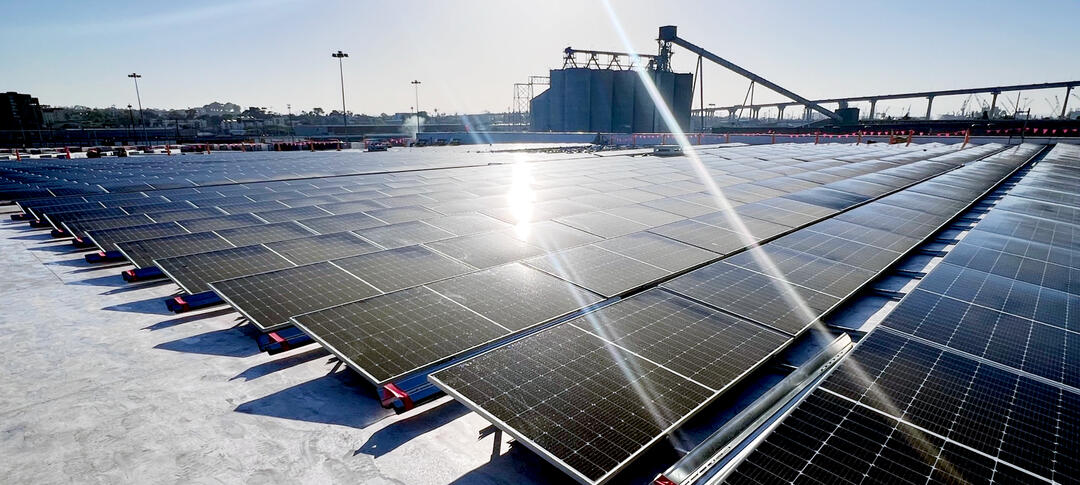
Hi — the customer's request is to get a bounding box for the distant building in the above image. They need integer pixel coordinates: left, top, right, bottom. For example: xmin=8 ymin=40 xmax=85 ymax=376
xmin=1 ymin=92 xmax=45 ymax=131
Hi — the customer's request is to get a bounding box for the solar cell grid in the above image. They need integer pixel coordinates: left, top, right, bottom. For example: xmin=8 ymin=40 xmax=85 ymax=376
xmin=427 ymin=231 xmax=545 ymax=269
xmin=213 ymin=221 xmax=315 ymax=247
xmin=117 ymin=231 xmax=234 ymax=268
xmin=292 ymin=286 xmax=510 ymax=385
xmin=881 ymin=288 xmax=1080 ymax=388
xmin=432 ymin=323 xmax=713 ymax=484
xmin=177 ymin=213 xmax=266 ymax=233
xmin=88 ymin=222 xmax=189 ymax=252
xmin=63 ymin=214 xmax=155 ymax=238
xmin=524 ymin=245 xmax=670 ymax=297
xmin=661 ymin=261 xmax=838 ymax=335
xmin=211 ymin=262 xmax=380 ymax=331
xmin=817 ymin=331 xmax=1078 ymax=483
xmin=427 ymin=263 xmax=603 ymax=332
xmin=297 ymin=212 xmax=385 ymax=234
xmin=155 ymin=244 xmax=294 ymax=294
xmin=332 ymin=245 xmax=474 ymax=292
xmin=262 ymin=232 xmax=380 ymax=266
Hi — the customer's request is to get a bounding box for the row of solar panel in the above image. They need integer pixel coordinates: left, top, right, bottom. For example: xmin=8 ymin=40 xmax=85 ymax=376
xmin=427 ymin=144 xmax=1042 ymax=484
xmin=718 ymin=142 xmax=1078 ymax=485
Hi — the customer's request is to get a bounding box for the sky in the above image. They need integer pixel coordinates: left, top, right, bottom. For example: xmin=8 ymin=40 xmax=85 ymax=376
xmin=3 ymin=0 xmax=1079 ymax=117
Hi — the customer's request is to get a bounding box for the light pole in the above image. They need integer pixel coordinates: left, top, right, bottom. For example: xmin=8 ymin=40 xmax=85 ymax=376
xmin=332 ymin=50 xmax=349 ymax=141
xmin=411 ymin=80 xmax=422 ymax=139
xmin=127 ymin=73 xmax=147 ymax=146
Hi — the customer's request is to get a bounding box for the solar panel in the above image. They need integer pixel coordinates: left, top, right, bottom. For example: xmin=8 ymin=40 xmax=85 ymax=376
xmin=146 ymin=207 xmax=227 ymax=223
xmin=427 ymin=263 xmax=603 ymax=331
xmin=292 ymin=286 xmax=509 ymax=384
xmin=213 ymin=221 xmax=315 ymax=247
xmin=253 ymin=205 xmax=331 ymax=223
xmin=426 ymin=231 xmax=545 ymax=269
xmin=216 ymin=200 xmax=288 ymax=214
xmin=594 ymin=231 xmax=718 ymax=272
xmin=782 ymin=186 xmax=869 ymax=210
xmin=211 ymin=261 xmax=381 ymax=331
xmin=506 ymin=221 xmax=602 ymax=251
xmin=296 ymin=212 xmax=385 ymax=234
xmin=719 ymin=389 xmax=1039 ymax=485
xmin=45 ymin=207 xmax=127 ymax=228
xmin=524 ymin=244 xmax=670 ymax=297
xmin=431 ymin=289 xmax=790 ymax=485
xmin=814 ymin=330 xmax=1078 ymax=484
xmin=555 ymin=211 xmax=650 ymax=238
xmin=723 ymin=245 xmax=877 ymax=299
xmin=63 ymin=213 xmax=154 ymax=239
xmin=116 ymin=232 xmax=234 ymax=268
xmin=365 ymin=206 xmax=442 ymax=224
xmin=176 ymin=213 xmax=266 ymax=233
xmin=87 ymin=222 xmax=189 ymax=252
xmin=420 ymin=212 xmax=511 ymax=236
xmin=155 ymin=245 xmax=294 ymax=294
xmin=354 ymin=220 xmax=454 ymax=249
xmin=881 ymin=288 xmax=1079 ymax=388
xmin=331 ymin=245 xmax=474 ymax=292
xmin=662 ymin=261 xmax=838 ymax=335
xmin=648 ymin=219 xmax=755 ymax=255
xmin=262 ymin=232 xmax=380 ymax=266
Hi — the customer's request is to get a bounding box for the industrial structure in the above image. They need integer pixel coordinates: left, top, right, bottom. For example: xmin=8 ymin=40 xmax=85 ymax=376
xmin=529 ymin=47 xmax=694 ymax=133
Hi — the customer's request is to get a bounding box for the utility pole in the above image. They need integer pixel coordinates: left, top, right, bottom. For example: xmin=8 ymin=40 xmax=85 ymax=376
xmin=127 ymin=73 xmax=147 ymax=146
xmin=411 ymin=80 xmax=422 ymax=138
xmin=332 ymin=50 xmax=349 ymax=141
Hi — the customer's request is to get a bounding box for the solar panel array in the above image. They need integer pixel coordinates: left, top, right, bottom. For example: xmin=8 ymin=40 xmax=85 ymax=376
xmin=429 ymin=144 xmax=1043 ymax=483
xmin=718 ymin=143 xmax=1080 ymax=485
xmin=7 ymin=141 xmax=1057 ymax=485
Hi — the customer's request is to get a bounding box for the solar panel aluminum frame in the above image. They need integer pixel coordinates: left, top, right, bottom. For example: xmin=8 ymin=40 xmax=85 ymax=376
xmin=289 ymin=279 xmax=613 ymax=389
xmin=428 ymin=290 xmax=797 ymax=485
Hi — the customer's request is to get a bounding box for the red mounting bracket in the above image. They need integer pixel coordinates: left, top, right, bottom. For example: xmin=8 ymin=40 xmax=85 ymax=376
xmin=380 ymin=383 xmax=414 ymax=411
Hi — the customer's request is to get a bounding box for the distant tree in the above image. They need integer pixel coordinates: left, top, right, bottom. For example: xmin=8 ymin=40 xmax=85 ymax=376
xmin=312 ymin=107 xmax=325 ymax=116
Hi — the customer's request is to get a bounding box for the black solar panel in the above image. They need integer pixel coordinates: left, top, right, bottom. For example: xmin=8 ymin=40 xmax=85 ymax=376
xmin=433 ymin=322 xmax=712 ymax=484
xmin=262 ymin=232 xmax=380 ymax=266
xmin=594 ymin=231 xmax=718 ymax=272
xmin=155 ymin=245 xmax=294 ymax=294
xmin=253 ymin=205 xmax=331 ymax=223
xmin=211 ymin=261 xmax=381 ymax=331
xmin=427 ymin=231 xmax=545 ymax=269
xmin=146 ymin=207 xmax=227 ymax=223
xmin=720 ymin=390 xmax=1039 ymax=485
xmin=116 ymin=232 xmax=234 ymax=268
xmin=420 ymin=212 xmax=511 ymax=236
xmin=432 ymin=289 xmax=790 ymax=484
xmin=88 ymin=222 xmax=189 ymax=252
xmin=332 ymin=245 xmax=474 ymax=292
xmin=63 ymin=213 xmax=155 ymax=239
xmin=213 ymin=221 xmax=315 ymax=247
xmin=662 ymin=261 xmax=838 ymax=335
xmin=292 ymin=286 xmax=509 ymax=384
xmin=354 ymin=220 xmax=454 ymax=249
xmin=881 ymin=288 xmax=1079 ymax=388
xmin=176 ymin=213 xmax=265 ymax=233
xmin=296 ymin=212 xmax=385 ymax=234
xmin=427 ymin=263 xmax=603 ymax=331
xmin=819 ymin=331 xmax=1079 ymax=483
xmin=524 ymin=244 xmax=670 ymax=297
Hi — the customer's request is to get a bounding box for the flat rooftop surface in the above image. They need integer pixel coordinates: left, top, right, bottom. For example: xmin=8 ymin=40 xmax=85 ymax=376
xmin=0 ymin=209 xmax=575 ymax=484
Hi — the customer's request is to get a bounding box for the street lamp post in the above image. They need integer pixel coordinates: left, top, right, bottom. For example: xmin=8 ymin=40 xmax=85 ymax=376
xmin=411 ymin=80 xmax=422 ymax=139
xmin=332 ymin=50 xmax=349 ymax=143
xmin=126 ymin=104 xmax=136 ymax=144
xmin=127 ymin=73 xmax=148 ymax=146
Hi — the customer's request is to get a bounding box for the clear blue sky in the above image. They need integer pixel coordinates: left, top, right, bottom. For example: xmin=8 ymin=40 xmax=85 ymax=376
xmin=3 ymin=0 xmax=1078 ymax=117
